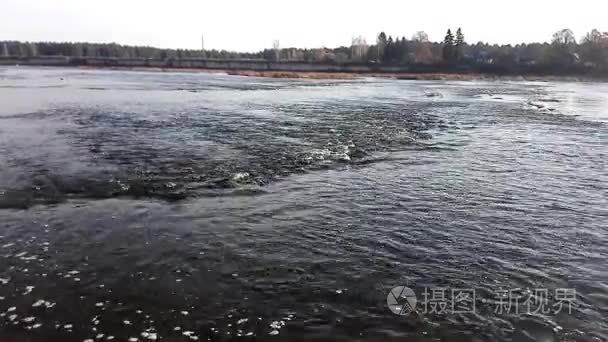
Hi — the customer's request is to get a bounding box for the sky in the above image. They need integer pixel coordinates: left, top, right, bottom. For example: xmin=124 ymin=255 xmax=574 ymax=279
xmin=1 ymin=0 xmax=607 ymax=52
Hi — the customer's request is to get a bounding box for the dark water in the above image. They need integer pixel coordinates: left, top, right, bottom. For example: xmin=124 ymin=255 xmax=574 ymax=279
xmin=0 ymin=67 xmax=606 ymax=341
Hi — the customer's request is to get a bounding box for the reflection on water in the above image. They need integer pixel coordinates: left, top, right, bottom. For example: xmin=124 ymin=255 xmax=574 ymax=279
xmin=0 ymin=67 xmax=607 ymax=341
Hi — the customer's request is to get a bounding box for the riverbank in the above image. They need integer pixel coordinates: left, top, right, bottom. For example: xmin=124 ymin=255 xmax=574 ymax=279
xmin=2 ymin=56 xmax=606 ymax=82
xmin=224 ymin=69 xmax=601 ymax=82
xmin=51 ymin=65 xmax=604 ymax=82
xmin=80 ymin=66 xmax=606 ymax=82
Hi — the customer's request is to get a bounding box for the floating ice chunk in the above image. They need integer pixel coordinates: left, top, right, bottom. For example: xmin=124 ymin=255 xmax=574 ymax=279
xmin=22 ymin=316 xmax=36 ymax=322
xmin=180 ymin=311 xmax=189 ymax=316
xmin=124 ymin=320 xmax=132 ymax=325
xmin=0 ymin=278 xmax=10 ymax=285
xmin=183 ymin=331 xmax=200 ymax=339
xmin=246 ymin=332 xmax=254 ymax=336
xmin=141 ymin=332 xmax=157 ymax=340
xmin=8 ymin=314 xmax=18 ymax=321
xmin=269 ymin=330 xmax=279 ymax=335
xmin=128 ymin=338 xmax=138 ymax=342
xmin=32 ymin=323 xmax=42 ymax=329
xmin=237 ymin=318 xmax=248 ymax=325
xmin=96 ymin=334 xmax=104 ymax=339
xmin=7 ymin=307 xmax=16 ymax=312
xmin=335 ymin=289 xmax=343 ymax=294
xmin=84 ymin=339 xmax=94 ymax=342
xmin=269 ymin=321 xmax=284 ymax=330
xmin=232 ymin=172 xmax=250 ymax=183
xmin=45 ymin=301 xmax=56 ymax=308
xmin=106 ymin=336 xmax=114 ymax=340
xmin=95 ymin=302 xmax=104 ymax=307
xmin=173 ymin=326 xmax=181 ymax=331
xmin=2 ymin=243 xmax=15 ymax=248
xmin=64 ymin=324 xmax=73 ymax=329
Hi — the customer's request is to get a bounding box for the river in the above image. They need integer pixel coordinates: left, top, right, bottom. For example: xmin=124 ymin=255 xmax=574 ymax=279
xmin=0 ymin=67 xmax=606 ymax=341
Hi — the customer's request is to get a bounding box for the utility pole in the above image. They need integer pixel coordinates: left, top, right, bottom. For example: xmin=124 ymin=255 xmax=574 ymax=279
xmin=273 ymin=40 xmax=280 ymax=61
xmin=201 ymin=34 xmax=206 ymax=58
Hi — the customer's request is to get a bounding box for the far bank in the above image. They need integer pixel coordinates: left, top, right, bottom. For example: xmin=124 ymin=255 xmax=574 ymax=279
xmin=1 ymin=56 xmax=606 ymax=82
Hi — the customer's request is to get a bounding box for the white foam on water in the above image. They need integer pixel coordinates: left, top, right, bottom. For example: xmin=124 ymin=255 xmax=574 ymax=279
xmin=141 ymin=332 xmax=157 ymax=340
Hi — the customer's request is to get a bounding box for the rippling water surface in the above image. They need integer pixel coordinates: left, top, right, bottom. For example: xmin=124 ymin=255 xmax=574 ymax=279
xmin=0 ymin=67 xmax=606 ymax=341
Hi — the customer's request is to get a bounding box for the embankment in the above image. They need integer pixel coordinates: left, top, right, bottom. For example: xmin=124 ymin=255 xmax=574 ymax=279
xmin=0 ymin=56 xmax=604 ymax=81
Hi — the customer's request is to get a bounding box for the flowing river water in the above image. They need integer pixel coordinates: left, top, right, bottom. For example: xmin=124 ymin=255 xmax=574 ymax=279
xmin=0 ymin=67 xmax=606 ymax=341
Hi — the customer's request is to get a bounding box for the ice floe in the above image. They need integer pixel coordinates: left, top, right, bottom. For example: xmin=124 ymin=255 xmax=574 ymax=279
xmin=23 ymin=285 xmax=35 ymax=295
xmin=141 ymin=332 xmax=158 ymax=340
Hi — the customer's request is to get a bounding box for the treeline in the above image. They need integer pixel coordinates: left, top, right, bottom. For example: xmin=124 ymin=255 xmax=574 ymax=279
xmin=2 ymin=28 xmax=607 ymax=76
xmin=0 ymin=41 xmax=262 ymax=60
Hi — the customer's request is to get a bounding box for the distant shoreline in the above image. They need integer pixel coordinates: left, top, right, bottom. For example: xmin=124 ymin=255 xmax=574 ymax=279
xmin=1 ymin=57 xmax=605 ymax=82
xmin=60 ymin=66 xmax=608 ymax=82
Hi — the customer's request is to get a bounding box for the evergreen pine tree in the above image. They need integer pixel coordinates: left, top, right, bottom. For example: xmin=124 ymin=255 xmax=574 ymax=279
xmin=442 ymin=29 xmax=455 ymax=62
xmin=377 ymin=32 xmax=388 ymax=62
xmin=455 ymin=28 xmax=465 ymax=60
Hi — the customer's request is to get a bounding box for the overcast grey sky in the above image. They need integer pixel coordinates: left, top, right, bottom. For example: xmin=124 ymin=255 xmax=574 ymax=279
xmin=1 ymin=0 xmax=606 ymax=52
